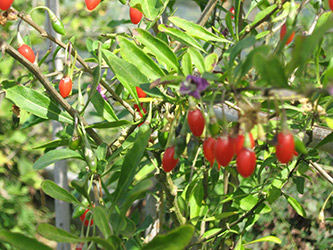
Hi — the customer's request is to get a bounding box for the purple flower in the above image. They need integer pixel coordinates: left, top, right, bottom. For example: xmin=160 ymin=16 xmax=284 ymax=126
xmin=180 ymin=75 xmax=209 ymax=99
xmin=97 ymin=84 xmax=107 ymax=101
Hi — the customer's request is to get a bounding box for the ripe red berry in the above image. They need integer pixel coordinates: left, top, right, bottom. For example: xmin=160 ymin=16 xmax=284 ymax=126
xmin=280 ymin=23 xmax=295 ymax=45
xmin=234 ymin=133 xmax=255 ymax=155
xmin=18 ymin=44 xmax=35 ymax=64
xmin=236 ymin=148 xmax=256 ymax=178
xmin=59 ymin=76 xmax=72 ymax=98
xmin=0 ymin=0 xmax=14 ymax=11
xmin=80 ymin=208 xmax=93 ymax=227
xmin=203 ymin=137 xmax=216 ymax=167
xmin=229 ymin=6 xmax=235 ymax=19
xmin=329 ymin=0 xmax=333 ymax=12
xmin=162 ymin=146 xmax=179 ymax=172
xmin=187 ymin=109 xmax=205 ymax=137
xmin=130 ymin=7 xmax=143 ymax=24
xmin=85 ymin=0 xmax=101 ymax=11
xmin=136 ymin=86 xmax=147 ymax=98
xmin=276 ymin=132 xmax=295 ymax=164
xmin=214 ymin=136 xmax=234 ymax=167
xmin=75 ymin=243 xmax=84 ymax=250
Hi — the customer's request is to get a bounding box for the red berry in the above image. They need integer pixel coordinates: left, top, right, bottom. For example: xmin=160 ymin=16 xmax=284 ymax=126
xmin=329 ymin=0 xmax=333 ymax=12
xmin=85 ymin=0 xmax=101 ymax=11
xmin=75 ymin=243 xmax=84 ymax=250
xmin=0 ymin=0 xmax=14 ymax=11
xmin=214 ymin=136 xmax=234 ymax=167
xmin=236 ymin=148 xmax=256 ymax=178
xmin=134 ymin=103 xmax=147 ymax=127
xmin=162 ymin=146 xmax=179 ymax=172
xmin=18 ymin=44 xmax=35 ymax=64
xmin=234 ymin=133 xmax=255 ymax=155
xmin=187 ymin=109 xmax=205 ymax=137
xmin=59 ymin=76 xmax=72 ymax=98
xmin=130 ymin=7 xmax=143 ymax=24
xmin=80 ymin=209 xmax=93 ymax=227
xmin=280 ymin=23 xmax=295 ymax=45
xmin=203 ymin=137 xmax=216 ymax=167
xmin=136 ymin=86 xmax=147 ymax=98
xmin=229 ymin=6 xmax=235 ymax=19
xmin=276 ymin=132 xmax=295 ymax=164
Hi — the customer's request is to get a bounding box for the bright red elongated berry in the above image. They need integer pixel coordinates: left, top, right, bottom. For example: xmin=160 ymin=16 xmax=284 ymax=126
xmin=214 ymin=136 xmax=234 ymax=167
xmin=187 ymin=109 xmax=205 ymax=137
xmin=0 ymin=0 xmax=14 ymax=11
xmin=130 ymin=7 xmax=143 ymax=24
xmin=136 ymin=86 xmax=147 ymax=98
xmin=229 ymin=6 xmax=235 ymax=19
xmin=280 ymin=23 xmax=295 ymax=45
xmin=85 ymin=0 xmax=101 ymax=11
xmin=329 ymin=0 xmax=333 ymax=12
xmin=18 ymin=44 xmax=35 ymax=63
xmin=234 ymin=133 xmax=255 ymax=155
xmin=162 ymin=146 xmax=179 ymax=172
xmin=276 ymin=132 xmax=295 ymax=164
xmin=236 ymin=148 xmax=256 ymax=178
xmin=80 ymin=208 xmax=93 ymax=227
xmin=59 ymin=76 xmax=72 ymax=98
xmin=203 ymin=137 xmax=216 ymax=167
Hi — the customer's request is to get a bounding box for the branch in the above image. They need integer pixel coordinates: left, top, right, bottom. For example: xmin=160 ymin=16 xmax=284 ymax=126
xmin=13 ymin=8 xmax=135 ymax=116
xmin=310 ymin=161 xmax=333 ymax=185
xmin=0 ymin=41 xmax=103 ymax=145
xmin=196 ymin=0 xmax=219 ymax=26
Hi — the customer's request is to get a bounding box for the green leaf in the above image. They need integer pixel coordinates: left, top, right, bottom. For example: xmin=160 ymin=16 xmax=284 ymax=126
xmin=284 ymin=194 xmax=306 ymax=217
xmin=253 ymin=54 xmax=289 ymax=88
xmin=133 ymin=28 xmax=179 ymax=72
xmin=117 ymin=36 xmax=165 ymax=81
xmin=204 ymin=53 xmax=218 ymax=72
xmin=0 ymin=230 xmax=53 ymax=250
xmin=113 ymin=124 xmax=151 ymax=204
xmin=41 ymin=180 xmax=81 ymax=206
xmin=71 ymin=176 xmax=90 ymax=203
xmin=188 ymin=47 xmax=205 ymax=74
xmin=141 ymin=225 xmax=194 ymax=250
xmin=37 ymin=223 xmax=81 ymax=243
xmin=229 ymin=36 xmax=256 ymax=68
xmin=181 ymin=52 xmax=192 ymax=76
xmin=294 ymin=135 xmax=307 ymax=154
xmin=33 ymin=139 xmax=68 ymax=149
xmin=91 ymin=91 xmax=119 ymax=122
xmin=102 ymin=49 xmax=148 ymax=105
xmin=315 ymin=132 xmax=333 ymax=149
xmin=158 ymin=24 xmax=205 ymax=52
xmin=245 ymin=236 xmax=281 ymax=245
xmin=169 ymin=16 xmax=232 ymax=43
xmin=2 ymin=81 xmax=73 ymax=124
xmin=130 ymin=0 xmax=164 ymax=20
xmin=37 ymin=224 xmax=116 ymax=249
xmin=85 ymin=120 xmax=132 ymax=129
xmin=93 ymin=206 xmax=112 ymax=238
xmin=33 ymin=149 xmax=84 ymax=170
xmin=325 ymin=118 xmax=333 ymax=129
xmin=82 ymin=42 xmax=102 ymax=113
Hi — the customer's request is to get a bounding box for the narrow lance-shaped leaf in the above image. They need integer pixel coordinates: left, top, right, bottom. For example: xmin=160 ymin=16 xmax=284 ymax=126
xmin=91 ymin=91 xmax=119 ymax=122
xmin=188 ymin=47 xmax=205 ymax=74
xmin=2 ymin=81 xmax=73 ymax=124
xmin=284 ymin=194 xmax=306 ymax=217
xmin=0 ymin=230 xmax=53 ymax=250
xmin=41 ymin=180 xmax=81 ymax=206
xmin=158 ymin=24 xmax=205 ymax=52
xmin=169 ymin=16 xmax=232 ymax=43
xmin=181 ymin=52 xmax=192 ymax=76
xmin=93 ymin=206 xmax=112 ymax=238
xmin=133 ymin=28 xmax=179 ymax=72
xmin=204 ymin=53 xmax=218 ymax=72
xmin=102 ymin=49 xmax=148 ymax=105
xmin=117 ymin=36 xmax=165 ymax=81
xmin=113 ymin=124 xmax=151 ymax=204
xmin=141 ymin=225 xmax=195 ymax=250
xmin=33 ymin=148 xmax=84 ymax=170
